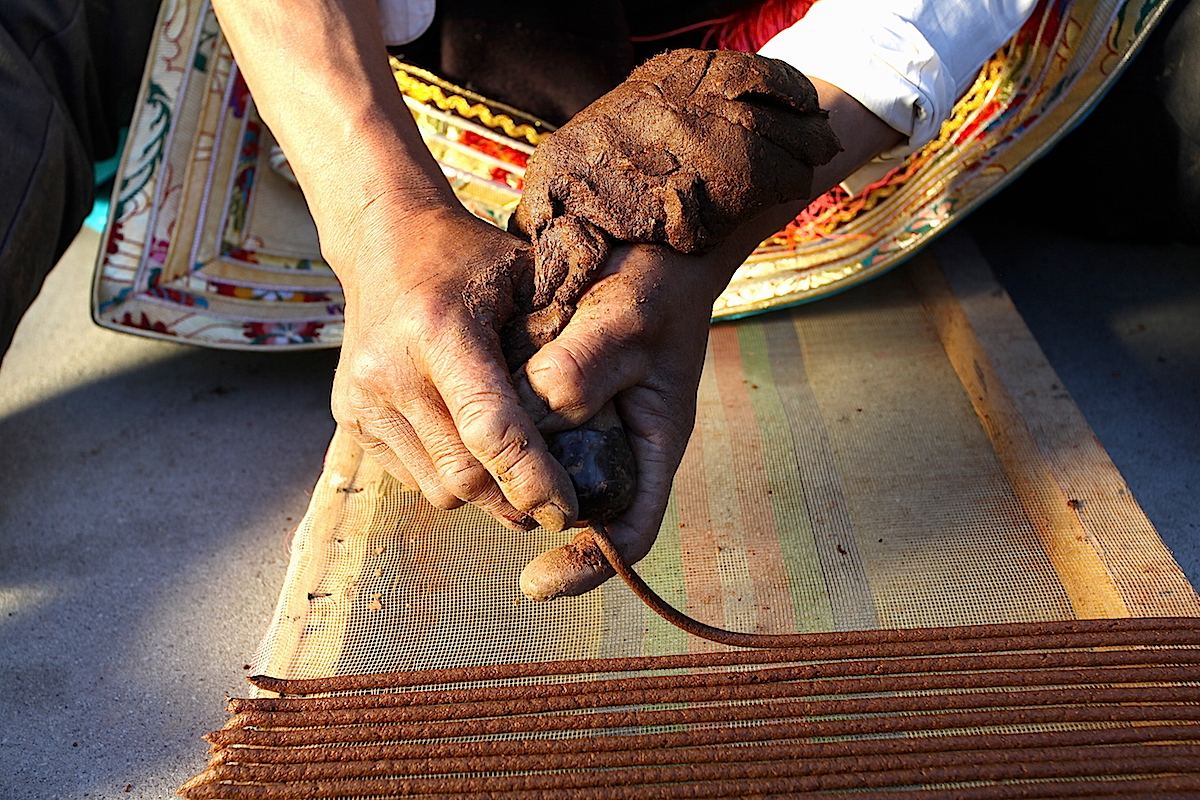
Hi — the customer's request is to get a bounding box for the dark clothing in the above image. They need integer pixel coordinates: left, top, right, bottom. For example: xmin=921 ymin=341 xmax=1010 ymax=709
xmin=993 ymin=0 xmax=1200 ymax=242
xmin=0 ymin=0 xmax=157 ymax=357
xmin=396 ymin=0 xmax=749 ymax=125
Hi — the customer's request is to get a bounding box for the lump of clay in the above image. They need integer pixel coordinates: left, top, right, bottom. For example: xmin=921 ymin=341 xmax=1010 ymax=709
xmin=547 ymin=403 xmax=636 ymax=522
xmin=513 ymin=48 xmax=841 ymax=254
xmin=504 ymin=48 xmax=841 ymax=364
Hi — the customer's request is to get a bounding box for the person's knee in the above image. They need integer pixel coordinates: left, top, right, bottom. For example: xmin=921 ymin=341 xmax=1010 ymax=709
xmin=0 ymin=15 xmax=95 ymax=357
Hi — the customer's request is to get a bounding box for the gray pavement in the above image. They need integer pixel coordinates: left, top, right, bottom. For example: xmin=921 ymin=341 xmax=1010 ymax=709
xmin=0 ymin=219 xmax=1197 ymax=799
xmin=1 ymin=229 xmax=337 ymax=799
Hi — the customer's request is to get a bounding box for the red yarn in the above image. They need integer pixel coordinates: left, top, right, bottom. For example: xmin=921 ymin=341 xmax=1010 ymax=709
xmin=628 ymin=0 xmax=819 ymax=52
xmin=705 ymin=0 xmax=818 ymax=52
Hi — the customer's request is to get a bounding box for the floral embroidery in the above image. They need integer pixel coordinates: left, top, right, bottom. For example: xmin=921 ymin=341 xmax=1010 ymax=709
xmin=118 ymin=312 xmax=173 ymax=335
xmin=115 ymin=82 xmax=171 ymax=220
xmin=242 ymin=321 xmax=324 ymax=345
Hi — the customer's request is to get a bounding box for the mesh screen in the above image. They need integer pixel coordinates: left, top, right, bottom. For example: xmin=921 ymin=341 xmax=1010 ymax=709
xmin=250 ymin=236 xmax=1199 ymax=684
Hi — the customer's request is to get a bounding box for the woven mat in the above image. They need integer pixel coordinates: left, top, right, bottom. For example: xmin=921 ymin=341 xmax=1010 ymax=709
xmin=179 ymin=232 xmax=1200 ymax=798
xmin=245 ymin=232 xmax=1198 ymax=684
xmin=178 ymin=232 xmax=1200 ymax=798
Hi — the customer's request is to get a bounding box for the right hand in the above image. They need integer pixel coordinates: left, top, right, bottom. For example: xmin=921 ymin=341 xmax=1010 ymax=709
xmin=514 ymin=243 xmax=722 ymax=599
xmin=327 ymin=204 xmax=578 ymax=533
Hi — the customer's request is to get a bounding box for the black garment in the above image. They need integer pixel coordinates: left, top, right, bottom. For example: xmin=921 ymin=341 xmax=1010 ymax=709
xmin=992 ymin=0 xmax=1200 ymax=242
xmin=433 ymin=0 xmax=636 ymax=125
xmin=0 ymin=0 xmax=157 ymax=357
xmin=397 ymin=0 xmax=750 ymax=125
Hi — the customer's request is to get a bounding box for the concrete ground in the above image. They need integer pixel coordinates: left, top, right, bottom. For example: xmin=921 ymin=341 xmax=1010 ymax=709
xmin=1 ymin=213 xmax=1197 ymax=798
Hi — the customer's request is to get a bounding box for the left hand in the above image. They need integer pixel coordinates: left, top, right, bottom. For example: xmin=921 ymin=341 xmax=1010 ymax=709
xmin=515 ymin=243 xmax=732 ymax=597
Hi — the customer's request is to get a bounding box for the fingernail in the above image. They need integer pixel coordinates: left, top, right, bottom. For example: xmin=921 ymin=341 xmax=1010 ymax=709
xmin=518 ymin=536 xmax=613 ymax=601
xmin=513 ymin=370 xmax=551 ymax=425
xmin=529 ymin=500 xmax=571 ymax=532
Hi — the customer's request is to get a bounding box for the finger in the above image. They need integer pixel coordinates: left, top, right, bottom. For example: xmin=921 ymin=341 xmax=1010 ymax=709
xmin=363 ymin=436 xmax=418 ymax=490
xmin=607 ymin=385 xmax=694 ymax=558
xmin=399 ymin=392 xmax=537 ymax=532
xmin=519 ymin=385 xmax=693 ymax=600
xmin=349 ymin=406 xmax=463 ymax=511
xmin=517 ymin=299 xmax=649 ymax=434
xmin=518 ymin=528 xmax=612 ymax=602
xmin=424 ymin=327 xmax=578 ymax=532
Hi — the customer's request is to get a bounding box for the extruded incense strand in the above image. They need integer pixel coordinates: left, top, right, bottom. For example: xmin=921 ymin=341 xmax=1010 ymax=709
xmin=187 ymin=619 xmax=1200 ymax=797
xmin=227 ymin=662 xmax=1200 ymax=714
xmin=248 ymin=619 xmax=1200 ymax=694
xmin=181 ymin=758 xmax=1200 ymax=799
xmin=799 ymin=778 xmax=1200 ymax=800
xmin=536 ymin=774 xmax=1200 ymax=800
xmin=590 ymin=521 xmax=1200 ymax=650
xmin=195 ymin=752 xmax=1200 ymax=796
xmin=184 ymin=774 xmax=1200 ymax=800
xmin=204 ymin=704 xmax=1200 ymax=749
xmin=221 ymin=685 xmax=1200 ymax=730
xmin=206 ymin=724 xmax=1200 ymax=767
xmin=203 ymin=742 xmax=1200 ymax=783
xmin=193 ymin=552 xmax=1200 ymax=798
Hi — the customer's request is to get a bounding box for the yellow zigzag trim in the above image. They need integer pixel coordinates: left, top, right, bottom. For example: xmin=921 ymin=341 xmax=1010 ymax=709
xmin=392 ymin=66 xmax=545 ymax=146
xmin=388 ymin=49 xmax=1006 ymax=239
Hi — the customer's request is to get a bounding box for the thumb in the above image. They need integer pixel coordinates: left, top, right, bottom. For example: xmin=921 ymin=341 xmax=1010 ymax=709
xmin=515 ymin=313 xmax=647 ymax=434
xmin=516 ymin=516 xmax=657 ymax=601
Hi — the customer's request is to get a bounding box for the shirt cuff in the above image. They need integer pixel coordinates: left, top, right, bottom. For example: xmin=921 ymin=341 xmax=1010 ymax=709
xmin=758 ymin=1 xmax=958 ymax=160
xmin=379 ymin=0 xmax=435 ymax=46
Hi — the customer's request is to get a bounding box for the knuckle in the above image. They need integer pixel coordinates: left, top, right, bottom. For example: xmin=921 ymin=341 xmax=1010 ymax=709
xmin=463 ymin=419 xmax=537 ymax=481
xmin=347 ymin=348 xmax=389 ymax=390
xmin=536 ymin=341 xmax=588 ymax=385
xmin=530 ymin=344 xmax=595 ymax=414
xmin=360 ymin=438 xmax=392 ymax=459
xmin=613 ymin=301 xmax=653 ymax=340
xmin=410 ymin=469 xmax=464 ymax=510
xmin=410 ymin=307 xmax=474 ymax=363
xmin=369 ymin=411 xmax=412 ymax=443
xmin=436 ymin=455 xmax=492 ymax=501
xmin=424 ymin=489 xmax=464 ymax=511
xmin=454 ymin=390 xmax=512 ymax=442
xmin=359 ymin=438 xmax=415 ymax=485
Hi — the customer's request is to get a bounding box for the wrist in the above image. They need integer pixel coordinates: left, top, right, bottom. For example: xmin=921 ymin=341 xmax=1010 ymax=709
xmin=308 ymin=110 xmax=462 ymax=277
xmin=324 ymin=201 xmax=466 ymax=297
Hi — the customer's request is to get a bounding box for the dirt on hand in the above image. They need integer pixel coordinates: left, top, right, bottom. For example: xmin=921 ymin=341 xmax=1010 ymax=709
xmin=499 ymin=49 xmax=840 ymax=550
xmin=503 ymin=48 xmax=840 ymax=364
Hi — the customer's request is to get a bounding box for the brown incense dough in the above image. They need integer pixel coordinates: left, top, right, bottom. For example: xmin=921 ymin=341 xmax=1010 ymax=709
xmin=503 ymin=48 xmax=841 ymax=364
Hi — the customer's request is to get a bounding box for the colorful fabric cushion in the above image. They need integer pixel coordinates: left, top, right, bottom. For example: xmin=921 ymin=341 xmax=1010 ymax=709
xmin=92 ymin=0 xmax=1167 ymax=348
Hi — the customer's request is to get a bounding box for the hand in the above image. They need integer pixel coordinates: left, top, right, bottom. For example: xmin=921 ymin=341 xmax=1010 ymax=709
xmin=330 ymin=206 xmax=578 ymax=532
xmin=515 ymin=243 xmax=729 ymax=598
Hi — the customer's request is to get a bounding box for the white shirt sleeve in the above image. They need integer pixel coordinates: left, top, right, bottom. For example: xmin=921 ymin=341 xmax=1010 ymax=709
xmin=758 ymin=0 xmax=1037 ymax=160
xmin=379 ymin=0 xmax=435 ymax=46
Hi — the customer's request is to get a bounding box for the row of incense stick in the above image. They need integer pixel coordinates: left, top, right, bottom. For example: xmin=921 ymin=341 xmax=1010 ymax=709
xmin=183 ymin=616 xmax=1200 ymax=799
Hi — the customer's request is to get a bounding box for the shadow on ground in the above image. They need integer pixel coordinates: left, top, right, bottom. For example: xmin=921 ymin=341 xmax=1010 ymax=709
xmin=0 ymin=232 xmax=338 ymax=798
